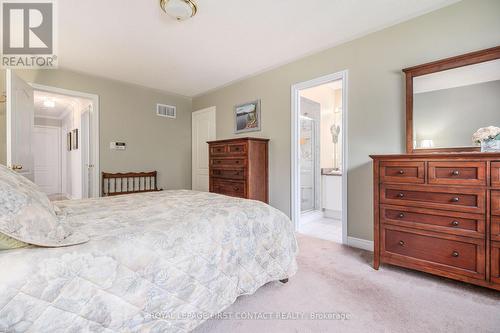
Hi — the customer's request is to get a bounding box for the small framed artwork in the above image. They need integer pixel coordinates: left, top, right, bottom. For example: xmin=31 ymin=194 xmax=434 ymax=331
xmin=67 ymin=132 xmax=72 ymax=151
xmin=72 ymin=129 xmax=79 ymax=150
xmin=234 ymin=99 xmax=261 ymax=134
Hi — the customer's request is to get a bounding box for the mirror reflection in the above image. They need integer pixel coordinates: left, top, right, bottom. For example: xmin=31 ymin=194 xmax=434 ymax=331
xmin=413 ymin=59 xmax=500 ymax=149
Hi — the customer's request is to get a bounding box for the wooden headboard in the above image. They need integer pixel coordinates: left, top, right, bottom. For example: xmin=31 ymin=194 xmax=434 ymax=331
xmin=102 ymin=171 xmax=162 ymax=196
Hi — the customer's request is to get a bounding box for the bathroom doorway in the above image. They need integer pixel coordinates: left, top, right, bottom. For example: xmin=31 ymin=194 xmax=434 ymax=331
xmin=291 ymin=71 xmax=348 ymax=244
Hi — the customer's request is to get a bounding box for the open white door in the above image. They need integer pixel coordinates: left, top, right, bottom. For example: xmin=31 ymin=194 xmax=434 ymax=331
xmin=192 ymin=107 xmax=216 ymax=191
xmin=6 ymin=70 xmax=34 ymax=181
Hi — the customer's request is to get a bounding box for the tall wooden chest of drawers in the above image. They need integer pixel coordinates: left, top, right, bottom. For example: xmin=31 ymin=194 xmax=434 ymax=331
xmin=371 ymin=153 xmax=500 ymax=291
xmin=208 ymin=137 xmax=269 ymax=203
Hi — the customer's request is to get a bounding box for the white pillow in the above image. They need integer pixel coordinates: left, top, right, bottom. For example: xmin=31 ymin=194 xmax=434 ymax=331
xmin=0 ymin=164 xmax=88 ymax=247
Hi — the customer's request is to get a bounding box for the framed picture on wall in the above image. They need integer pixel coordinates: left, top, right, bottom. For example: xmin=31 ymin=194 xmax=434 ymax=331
xmin=67 ymin=132 xmax=72 ymax=151
xmin=72 ymin=129 xmax=79 ymax=150
xmin=234 ymin=99 xmax=261 ymax=134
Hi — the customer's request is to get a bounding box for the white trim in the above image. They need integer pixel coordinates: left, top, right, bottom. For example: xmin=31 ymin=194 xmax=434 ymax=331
xmin=347 ymin=237 xmax=374 ymax=252
xmin=323 ymin=209 xmax=342 ymax=220
xmin=6 ymin=70 xmax=12 ymax=167
xmin=291 ymin=70 xmax=349 ymax=245
xmin=35 ymin=115 xmax=63 ymax=121
xmin=30 ymin=83 xmax=100 ymax=198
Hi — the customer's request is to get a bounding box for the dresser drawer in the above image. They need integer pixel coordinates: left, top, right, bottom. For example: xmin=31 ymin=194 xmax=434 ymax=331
xmin=492 ymin=217 xmax=500 ymax=242
xmin=211 ymin=158 xmax=246 ymax=168
xmin=491 ymin=162 xmax=500 ymax=188
xmin=492 ymin=242 xmax=500 ymax=285
xmin=428 ymin=162 xmax=486 ymax=186
xmin=381 ymin=205 xmax=484 ymax=238
xmin=210 ymin=179 xmax=246 ymax=198
xmin=492 ymin=191 xmax=500 ymax=216
xmin=382 ymin=226 xmax=485 ymax=279
xmin=227 ymin=143 xmax=247 ymax=155
xmin=210 ymin=168 xmax=245 ymax=180
xmin=380 ymin=161 xmax=425 ymax=184
xmin=209 ymin=144 xmax=227 ymax=155
xmin=381 ymin=184 xmax=485 ymax=213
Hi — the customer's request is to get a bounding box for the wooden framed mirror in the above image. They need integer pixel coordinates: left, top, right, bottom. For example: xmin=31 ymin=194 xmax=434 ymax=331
xmin=403 ymin=46 xmax=500 ymax=153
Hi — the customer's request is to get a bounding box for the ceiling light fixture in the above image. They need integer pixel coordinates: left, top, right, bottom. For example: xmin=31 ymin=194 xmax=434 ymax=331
xmin=160 ymin=0 xmax=197 ymax=21
xmin=43 ymin=99 xmax=56 ymax=108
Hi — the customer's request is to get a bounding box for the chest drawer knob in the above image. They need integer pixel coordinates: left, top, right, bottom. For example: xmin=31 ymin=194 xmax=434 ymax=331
xmin=450 ymin=197 xmax=460 ymax=203
xmin=451 ymin=170 xmax=460 ymax=176
xmin=397 ymin=193 xmax=405 ymax=198
xmin=399 ymin=240 xmax=405 ymax=246
xmin=451 ymin=220 xmax=460 ymax=227
xmin=452 ymin=251 xmax=460 ymax=258
xmin=398 ymin=213 xmax=405 ymax=218
xmin=398 ymin=170 xmax=405 ymax=175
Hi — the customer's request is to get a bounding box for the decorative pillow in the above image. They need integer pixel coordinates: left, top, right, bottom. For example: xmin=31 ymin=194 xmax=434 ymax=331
xmin=0 ymin=164 xmax=89 ymax=247
xmin=0 ymin=232 xmax=28 ymax=250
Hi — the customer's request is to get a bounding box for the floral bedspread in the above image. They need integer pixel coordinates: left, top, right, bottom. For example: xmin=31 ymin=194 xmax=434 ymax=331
xmin=0 ymin=190 xmax=298 ymax=332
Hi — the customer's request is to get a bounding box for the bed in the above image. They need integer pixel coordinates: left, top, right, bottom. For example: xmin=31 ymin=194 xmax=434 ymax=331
xmin=0 ymin=168 xmax=298 ymax=333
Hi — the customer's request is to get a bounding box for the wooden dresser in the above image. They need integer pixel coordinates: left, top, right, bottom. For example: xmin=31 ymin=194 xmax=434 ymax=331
xmin=371 ymin=153 xmax=500 ymax=291
xmin=208 ymin=137 xmax=269 ymax=203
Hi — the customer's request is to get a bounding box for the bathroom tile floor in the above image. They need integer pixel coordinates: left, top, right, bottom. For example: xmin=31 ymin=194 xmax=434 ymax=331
xmin=298 ymin=211 xmax=342 ymax=243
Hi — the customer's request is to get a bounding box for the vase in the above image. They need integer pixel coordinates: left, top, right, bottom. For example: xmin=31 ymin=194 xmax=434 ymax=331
xmin=481 ymin=139 xmax=500 ymax=152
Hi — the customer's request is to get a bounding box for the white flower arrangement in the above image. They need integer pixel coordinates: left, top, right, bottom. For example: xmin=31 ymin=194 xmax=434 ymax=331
xmin=472 ymin=126 xmax=500 ymax=144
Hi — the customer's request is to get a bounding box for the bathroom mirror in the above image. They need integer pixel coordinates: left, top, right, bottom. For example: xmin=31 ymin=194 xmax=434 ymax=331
xmin=404 ymin=46 xmax=500 ymax=153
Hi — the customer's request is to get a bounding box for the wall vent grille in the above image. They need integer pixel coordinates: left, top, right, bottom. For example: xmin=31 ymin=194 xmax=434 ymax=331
xmin=156 ymin=104 xmax=176 ymax=118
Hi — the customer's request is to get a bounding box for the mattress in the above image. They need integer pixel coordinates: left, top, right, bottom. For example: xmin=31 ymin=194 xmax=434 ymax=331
xmin=0 ymin=190 xmax=298 ymax=332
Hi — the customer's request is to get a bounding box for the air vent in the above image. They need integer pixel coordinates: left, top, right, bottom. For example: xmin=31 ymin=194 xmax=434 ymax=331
xmin=156 ymin=104 xmax=176 ymax=119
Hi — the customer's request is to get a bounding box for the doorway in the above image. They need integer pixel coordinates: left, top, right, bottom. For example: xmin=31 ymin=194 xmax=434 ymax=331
xmin=33 ymin=90 xmax=95 ymax=200
xmin=192 ymin=106 xmax=216 ymax=191
xmin=6 ymin=70 xmax=100 ymax=199
xmin=291 ymin=71 xmax=348 ymax=244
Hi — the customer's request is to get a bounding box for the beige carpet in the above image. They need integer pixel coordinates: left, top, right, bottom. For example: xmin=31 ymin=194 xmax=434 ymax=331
xmin=195 ymin=234 xmax=500 ymax=333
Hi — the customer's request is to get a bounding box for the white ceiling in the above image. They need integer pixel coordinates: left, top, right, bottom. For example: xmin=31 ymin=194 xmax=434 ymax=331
xmin=34 ymin=91 xmax=90 ymax=119
xmin=58 ymin=0 xmax=459 ymax=97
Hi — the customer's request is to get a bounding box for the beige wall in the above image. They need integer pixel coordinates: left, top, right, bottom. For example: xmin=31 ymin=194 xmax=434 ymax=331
xmin=0 ymin=69 xmax=192 ymax=191
xmin=193 ymin=0 xmax=500 ymax=241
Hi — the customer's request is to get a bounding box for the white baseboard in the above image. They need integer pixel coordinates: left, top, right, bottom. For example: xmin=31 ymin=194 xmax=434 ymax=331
xmin=347 ymin=237 xmax=373 ymax=252
xmin=323 ymin=209 xmax=341 ymax=219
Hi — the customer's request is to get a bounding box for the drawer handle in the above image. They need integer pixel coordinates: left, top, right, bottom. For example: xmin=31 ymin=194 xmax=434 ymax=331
xmin=398 ymin=170 xmax=405 ymax=175
xmin=233 ymin=187 xmax=239 ymax=191
xmin=399 ymin=240 xmax=405 ymax=246
xmin=235 ymin=160 xmax=240 ymax=164
xmin=451 ymin=170 xmax=460 ymax=176
xmin=397 ymin=193 xmax=405 ymax=198
xmin=450 ymin=197 xmax=460 ymax=203
xmin=452 ymin=251 xmax=459 ymax=258
xmin=451 ymin=220 xmax=460 ymax=227
xmin=398 ymin=213 xmax=405 ymax=218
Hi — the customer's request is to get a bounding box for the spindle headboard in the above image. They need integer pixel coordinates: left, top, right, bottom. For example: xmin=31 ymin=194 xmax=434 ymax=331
xmin=102 ymin=171 xmax=162 ymax=196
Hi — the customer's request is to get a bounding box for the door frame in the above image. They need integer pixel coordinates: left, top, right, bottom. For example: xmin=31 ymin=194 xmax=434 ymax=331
xmin=192 ymin=106 xmax=216 ymax=191
xmin=33 ymin=125 xmax=62 ymax=194
xmin=30 ymin=83 xmax=100 ymax=198
xmin=291 ymin=70 xmax=349 ymax=245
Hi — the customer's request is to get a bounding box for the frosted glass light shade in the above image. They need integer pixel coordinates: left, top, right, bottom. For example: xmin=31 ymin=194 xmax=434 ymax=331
xmin=160 ymin=0 xmax=197 ymax=21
